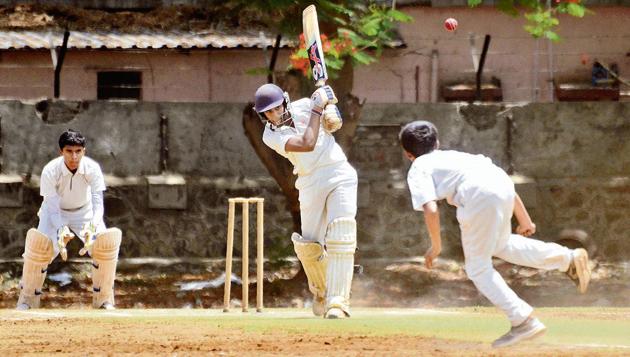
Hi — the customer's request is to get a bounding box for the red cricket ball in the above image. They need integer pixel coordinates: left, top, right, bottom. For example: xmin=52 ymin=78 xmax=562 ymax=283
xmin=444 ymin=18 xmax=458 ymax=32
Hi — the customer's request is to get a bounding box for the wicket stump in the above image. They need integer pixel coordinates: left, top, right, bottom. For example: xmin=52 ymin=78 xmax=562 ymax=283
xmin=223 ymin=197 xmax=264 ymax=312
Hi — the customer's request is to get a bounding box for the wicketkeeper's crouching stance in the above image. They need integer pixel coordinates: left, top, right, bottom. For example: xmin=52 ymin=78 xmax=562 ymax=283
xmin=17 ymin=129 xmax=122 ymax=310
xmin=254 ymin=83 xmax=357 ymax=319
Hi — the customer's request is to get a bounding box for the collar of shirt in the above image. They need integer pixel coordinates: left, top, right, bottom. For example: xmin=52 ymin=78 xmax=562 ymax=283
xmin=60 ymin=158 xmax=86 ymax=176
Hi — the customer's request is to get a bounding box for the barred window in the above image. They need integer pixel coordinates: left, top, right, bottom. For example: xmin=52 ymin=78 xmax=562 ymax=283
xmin=97 ymin=71 xmax=142 ymax=100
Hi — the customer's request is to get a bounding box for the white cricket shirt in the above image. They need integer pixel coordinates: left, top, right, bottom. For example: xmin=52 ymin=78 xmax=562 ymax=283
xmin=262 ymin=98 xmax=346 ymax=176
xmin=407 ymin=150 xmax=507 ymax=211
xmin=40 ymin=156 xmax=106 ymax=210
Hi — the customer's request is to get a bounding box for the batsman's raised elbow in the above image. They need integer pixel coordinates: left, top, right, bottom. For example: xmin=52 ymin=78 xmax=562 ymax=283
xmin=301 ymin=136 xmax=317 ymax=151
xmin=302 ymin=142 xmax=316 ymax=152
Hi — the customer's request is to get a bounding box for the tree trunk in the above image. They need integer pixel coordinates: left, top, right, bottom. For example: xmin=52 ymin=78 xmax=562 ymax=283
xmin=329 ymin=59 xmax=362 ymax=155
xmin=332 ymin=92 xmax=363 ymax=156
xmin=242 ymin=105 xmax=301 ymax=233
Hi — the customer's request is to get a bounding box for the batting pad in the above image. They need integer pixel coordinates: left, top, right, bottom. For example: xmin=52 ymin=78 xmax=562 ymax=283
xmin=17 ymin=229 xmax=54 ymax=309
xmin=324 ymin=217 xmax=357 ymax=317
xmin=292 ymin=233 xmax=327 ymax=300
xmin=91 ymin=228 xmax=122 ymax=308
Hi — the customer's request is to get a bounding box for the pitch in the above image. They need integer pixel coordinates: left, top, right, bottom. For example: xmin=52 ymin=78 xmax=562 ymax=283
xmin=1 ymin=307 xmax=629 ymax=356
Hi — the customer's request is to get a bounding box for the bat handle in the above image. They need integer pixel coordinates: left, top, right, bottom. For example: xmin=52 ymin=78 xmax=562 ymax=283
xmin=315 ymin=79 xmax=326 ymax=87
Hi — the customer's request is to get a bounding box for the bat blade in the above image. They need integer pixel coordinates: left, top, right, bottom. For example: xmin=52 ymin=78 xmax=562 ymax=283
xmin=302 ymin=4 xmax=328 ymax=87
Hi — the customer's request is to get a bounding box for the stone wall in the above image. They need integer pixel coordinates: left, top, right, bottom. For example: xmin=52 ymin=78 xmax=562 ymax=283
xmin=0 ymin=100 xmax=629 ymax=260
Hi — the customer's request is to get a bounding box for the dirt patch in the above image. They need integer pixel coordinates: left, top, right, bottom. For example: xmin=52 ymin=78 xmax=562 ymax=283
xmin=0 ymin=314 xmax=617 ymax=357
xmin=1 ymin=257 xmax=628 ymax=356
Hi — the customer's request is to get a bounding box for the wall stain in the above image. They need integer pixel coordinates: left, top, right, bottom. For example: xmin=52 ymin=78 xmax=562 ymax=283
xmin=459 ymin=104 xmax=502 ymax=131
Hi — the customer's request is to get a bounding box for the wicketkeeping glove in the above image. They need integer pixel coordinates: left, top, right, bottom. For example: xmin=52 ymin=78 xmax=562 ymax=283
xmin=57 ymin=225 xmax=73 ymax=261
xmin=79 ymin=222 xmax=97 ymax=256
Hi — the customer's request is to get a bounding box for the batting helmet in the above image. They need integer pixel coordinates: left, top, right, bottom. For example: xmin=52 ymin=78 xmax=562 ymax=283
xmin=254 ymin=83 xmax=285 ymax=113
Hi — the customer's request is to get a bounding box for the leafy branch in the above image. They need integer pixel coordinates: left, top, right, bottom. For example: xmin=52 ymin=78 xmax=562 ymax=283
xmin=468 ymin=0 xmax=590 ymax=41
xmin=289 ymin=3 xmax=412 ymax=79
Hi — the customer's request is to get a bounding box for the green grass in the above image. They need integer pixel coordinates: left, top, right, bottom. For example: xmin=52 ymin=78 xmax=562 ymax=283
xmin=4 ymin=307 xmax=630 ymax=348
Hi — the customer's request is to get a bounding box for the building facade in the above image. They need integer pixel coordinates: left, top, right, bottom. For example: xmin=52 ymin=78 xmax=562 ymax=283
xmin=1 ymin=5 xmax=629 ymax=103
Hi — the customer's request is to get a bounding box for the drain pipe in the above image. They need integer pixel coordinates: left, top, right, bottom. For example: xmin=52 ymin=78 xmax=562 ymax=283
xmin=52 ymin=30 xmax=70 ymax=99
xmin=430 ymin=50 xmax=439 ymax=102
xmin=159 ymin=113 xmax=169 ymax=173
xmin=475 ymin=34 xmax=491 ymax=101
xmin=0 ymin=114 xmax=2 ymax=173
xmin=547 ymin=0 xmax=555 ymax=102
xmin=532 ymin=38 xmax=540 ymax=102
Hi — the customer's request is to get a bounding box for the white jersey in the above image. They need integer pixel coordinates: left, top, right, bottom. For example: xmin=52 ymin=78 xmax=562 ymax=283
xmin=407 ymin=150 xmax=510 ymax=211
xmin=262 ymin=98 xmax=346 ymax=176
xmin=40 ymin=156 xmax=106 ymax=210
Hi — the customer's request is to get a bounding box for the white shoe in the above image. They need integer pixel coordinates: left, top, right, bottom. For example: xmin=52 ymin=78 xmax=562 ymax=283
xmin=325 ymin=307 xmax=348 ymax=319
xmin=312 ymin=296 xmax=325 ymax=317
xmin=492 ymin=317 xmax=546 ymax=348
xmin=566 ymin=248 xmax=591 ymax=294
xmin=100 ymin=302 xmax=115 ymax=310
xmin=16 ymin=303 xmax=31 ymax=311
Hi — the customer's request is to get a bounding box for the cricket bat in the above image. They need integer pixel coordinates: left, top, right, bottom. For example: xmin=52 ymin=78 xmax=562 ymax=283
xmin=303 ymin=4 xmax=328 ymax=87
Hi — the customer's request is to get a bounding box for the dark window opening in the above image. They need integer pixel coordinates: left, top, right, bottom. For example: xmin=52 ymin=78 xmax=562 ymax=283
xmin=97 ymin=71 xmax=142 ymax=100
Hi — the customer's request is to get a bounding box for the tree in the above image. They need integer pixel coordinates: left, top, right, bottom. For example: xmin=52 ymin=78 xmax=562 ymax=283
xmin=468 ymin=0 xmax=589 ymax=41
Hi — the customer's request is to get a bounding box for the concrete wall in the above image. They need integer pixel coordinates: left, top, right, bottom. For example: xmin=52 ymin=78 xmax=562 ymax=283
xmin=0 ymin=100 xmax=629 ymax=261
xmin=2 ymin=7 xmax=630 ymax=103
xmin=0 ymin=100 xmax=268 ymax=176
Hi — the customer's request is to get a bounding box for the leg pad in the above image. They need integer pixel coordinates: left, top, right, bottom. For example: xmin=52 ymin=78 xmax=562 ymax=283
xmin=91 ymin=228 xmax=122 ymax=309
xmin=324 ymin=218 xmax=357 ymax=317
xmin=292 ymin=233 xmax=327 ymax=316
xmin=17 ymin=229 xmax=54 ymax=309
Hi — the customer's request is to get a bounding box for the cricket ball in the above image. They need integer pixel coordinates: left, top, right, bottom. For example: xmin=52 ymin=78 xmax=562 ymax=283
xmin=444 ymin=18 xmax=458 ymax=32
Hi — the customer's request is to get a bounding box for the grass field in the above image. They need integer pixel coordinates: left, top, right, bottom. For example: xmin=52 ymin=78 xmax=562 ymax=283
xmin=1 ymin=307 xmax=629 ymax=356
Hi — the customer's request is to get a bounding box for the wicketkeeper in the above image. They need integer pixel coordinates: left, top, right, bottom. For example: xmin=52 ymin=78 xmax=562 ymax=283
xmin=16 ymin=129 xmax=122 ymax=310
xmin=254 ymin=83 xmax=357 ymax=319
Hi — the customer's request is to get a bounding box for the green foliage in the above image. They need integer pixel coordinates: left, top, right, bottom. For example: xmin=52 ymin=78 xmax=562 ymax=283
xmin=215 ymin=0 xmax=411 ymax=79
xmin=468 ymin=0 xmax=589 ymax=41
xmin=245 ymin=67 xmax=272 ymax=76
xmin=288 ymin=1 xmax=412 ymax=79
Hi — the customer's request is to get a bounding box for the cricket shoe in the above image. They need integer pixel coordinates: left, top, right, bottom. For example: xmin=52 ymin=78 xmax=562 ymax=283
xmin=566 ymin=248 xmax=591 ymax=294
xmin=492 ymin=317 xmax=546 ymax=348
xmin=16 ymin=303 xmax=31 ymax=311
xmin=99 ymin=302 xmax=115 ymax=310
xmin=325 ymin=307 xmax=349 ymax=319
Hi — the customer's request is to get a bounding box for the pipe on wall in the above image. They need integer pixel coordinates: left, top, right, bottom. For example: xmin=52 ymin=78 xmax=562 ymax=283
xmin=430 ymin=50 xmax=439 ymax=103
xmin=547 ymin=0 xmax=555 ymax=102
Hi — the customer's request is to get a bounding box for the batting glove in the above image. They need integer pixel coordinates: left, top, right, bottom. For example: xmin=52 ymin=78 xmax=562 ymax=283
xmin=323 ymin=104 xmax=343 ymax=133
xmin=311 ymin=85 xmax=338 ymax=110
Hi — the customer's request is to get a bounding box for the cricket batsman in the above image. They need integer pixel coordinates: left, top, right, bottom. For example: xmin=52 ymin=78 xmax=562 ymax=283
xmin=16 ymin=129 xmax=122 ymax=310
xmin=254 ymin=83 xmax=357 ymax=319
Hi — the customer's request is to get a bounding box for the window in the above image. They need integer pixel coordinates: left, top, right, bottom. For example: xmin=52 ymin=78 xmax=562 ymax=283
xmin=97 ymin=71 xmax=142 ymax=100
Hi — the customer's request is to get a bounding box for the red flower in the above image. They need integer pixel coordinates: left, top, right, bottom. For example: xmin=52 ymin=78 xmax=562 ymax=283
xmin=289 ymin=54 xmax=309 ymax=76
xmin=321 ymin=34 xmax=332 ymax=52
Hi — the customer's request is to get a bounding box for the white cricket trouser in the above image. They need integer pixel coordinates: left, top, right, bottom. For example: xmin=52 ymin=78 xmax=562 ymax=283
xmin=38 ymin=203 xmax=106 ymax=258
xmin=295 ymin=161 xmax=358 ymax=244
xmin=457 ymin=170 xmax=573 ymax=326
